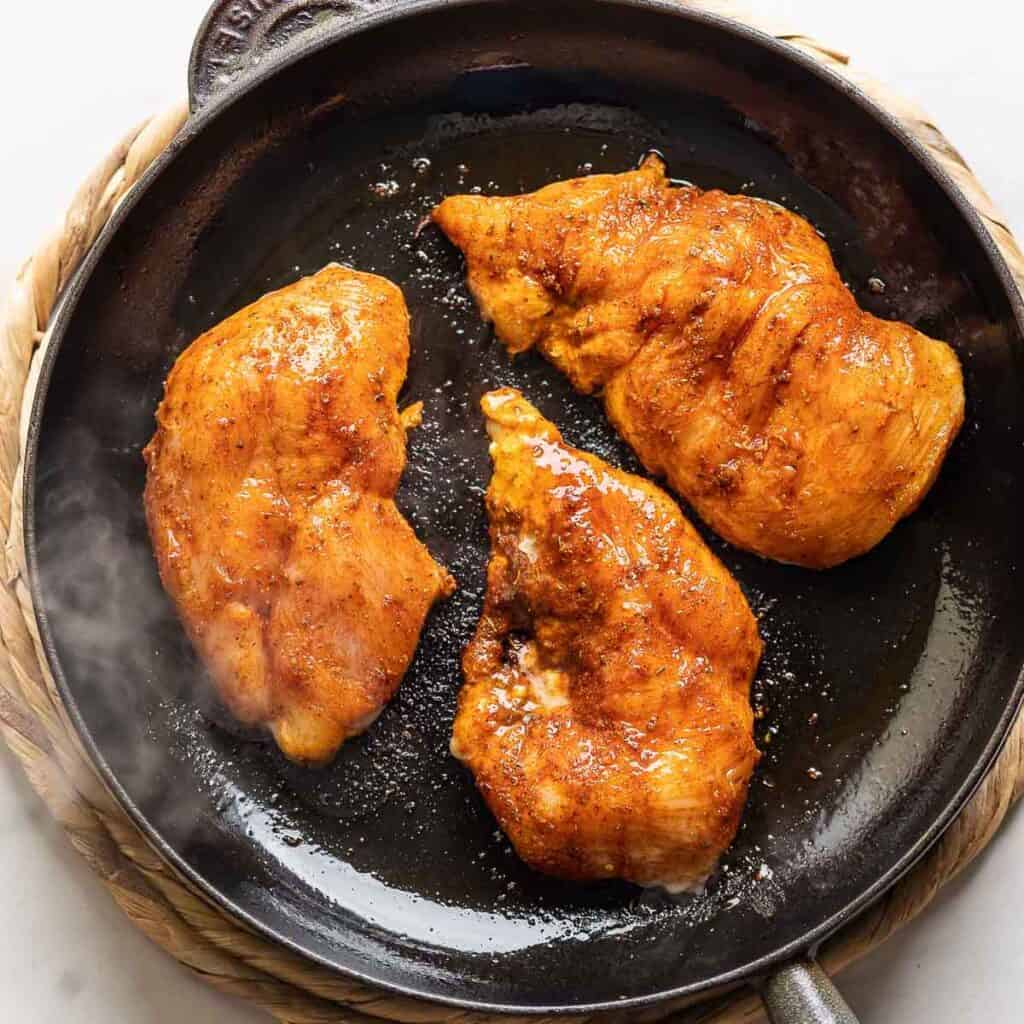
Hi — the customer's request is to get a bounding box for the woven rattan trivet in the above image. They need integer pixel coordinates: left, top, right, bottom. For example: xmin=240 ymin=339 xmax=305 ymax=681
xmin=1 ymin=5 xmax=1022 ymax=1022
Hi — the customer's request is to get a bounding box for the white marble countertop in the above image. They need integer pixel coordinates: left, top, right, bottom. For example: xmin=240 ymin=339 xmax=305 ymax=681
xmin=2 ymin=2 xmax=1021 ymax=1021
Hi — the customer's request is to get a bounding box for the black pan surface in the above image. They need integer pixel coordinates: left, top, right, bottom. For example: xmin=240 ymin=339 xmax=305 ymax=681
xmin=25 ymin=0 xmax=1024 ymax=1014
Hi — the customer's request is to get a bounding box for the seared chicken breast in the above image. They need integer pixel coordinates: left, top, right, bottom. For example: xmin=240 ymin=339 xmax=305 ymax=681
xmin=144 ymin=265 xmax=454 ymax=764
xmin=433 ymin=156 xmax=965 ymax=568
xmin=453 ymin=388 xmax=762 ymax=890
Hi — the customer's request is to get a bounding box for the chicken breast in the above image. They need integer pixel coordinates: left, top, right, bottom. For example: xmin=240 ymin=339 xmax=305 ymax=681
xmin=433 ymin=156 xmax=965 ymax=568
xmin=453 ymin=388 xmax=762 ymax=890
xmin=144 ymin=265 xmax=454 ymax=764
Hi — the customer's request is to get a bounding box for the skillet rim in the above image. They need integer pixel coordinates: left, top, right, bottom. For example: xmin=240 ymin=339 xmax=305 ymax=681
xmin=23 ymin=0 xmax=1024 ymax=1014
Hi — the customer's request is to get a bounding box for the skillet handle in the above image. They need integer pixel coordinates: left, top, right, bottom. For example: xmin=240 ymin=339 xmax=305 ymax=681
xmin=761 ymin=959 xmax=860 ymax=1024
xmin=189 ymin=0 xmax=402 ymax=112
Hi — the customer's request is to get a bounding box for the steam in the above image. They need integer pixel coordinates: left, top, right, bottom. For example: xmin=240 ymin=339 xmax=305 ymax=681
xmin=35 ymin=420 xmax=216 ymax=840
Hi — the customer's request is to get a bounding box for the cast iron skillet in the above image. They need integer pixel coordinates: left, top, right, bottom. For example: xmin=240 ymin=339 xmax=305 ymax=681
xmin=25 ymin=1 xmax=1024 ymax=1021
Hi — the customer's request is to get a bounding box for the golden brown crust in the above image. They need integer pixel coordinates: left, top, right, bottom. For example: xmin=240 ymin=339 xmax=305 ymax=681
xmin=434 ymin=157 xmax=965 ymax=568
xmin=144 ymin=265 xmax=454 ymax=764
xmin=453 ymin=389 xmax=761 ymax=889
